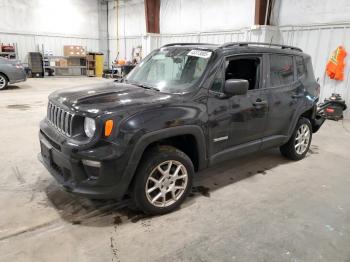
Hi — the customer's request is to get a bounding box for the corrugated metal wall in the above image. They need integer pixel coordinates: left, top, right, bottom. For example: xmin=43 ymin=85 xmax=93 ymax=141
xmin=3 ymin=22 xmax=349 ymax=118
xmin=150 ymin=24 xmax=350 ymax=118
xmin=0 ymin=32 xmax=99 ymax=63
xmin=158 ymin=30 xmax=247 ymax=46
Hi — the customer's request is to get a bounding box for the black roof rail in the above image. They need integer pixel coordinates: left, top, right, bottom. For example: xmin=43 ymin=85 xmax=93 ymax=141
xmin=220 ymin=42 xmax=302 ymax=52
xmin=161 ymin=43 xmax=216 ymax=48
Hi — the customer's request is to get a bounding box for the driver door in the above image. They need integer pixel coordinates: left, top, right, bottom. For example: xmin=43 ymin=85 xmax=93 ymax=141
xmin=207 ymin=54 xmax=269 ymax=165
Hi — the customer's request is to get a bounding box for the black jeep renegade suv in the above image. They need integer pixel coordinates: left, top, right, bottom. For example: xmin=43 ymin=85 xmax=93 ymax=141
xmin=39 ymin=42 xmax=324 ymax=214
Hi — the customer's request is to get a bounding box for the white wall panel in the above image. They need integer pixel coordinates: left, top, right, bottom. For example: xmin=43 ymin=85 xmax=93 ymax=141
xmin=107 ymin=0 xmax=146 ymax=38
xmin=0 ymin=0 xmax=99 ymax=38
xmin=0 ymin=0 xmax=100 ymax=63
xmin=160 ymin=0 xmax=255 ymax=34
xmin=273 ymin=0 xmax=350 ymax=26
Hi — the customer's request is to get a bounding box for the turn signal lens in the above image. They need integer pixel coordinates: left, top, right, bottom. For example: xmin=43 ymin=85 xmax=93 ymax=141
xmin=104 ymin=120 xmax=114 ymax=137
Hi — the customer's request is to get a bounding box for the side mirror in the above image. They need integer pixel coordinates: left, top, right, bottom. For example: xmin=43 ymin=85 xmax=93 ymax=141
xmin=223 ymin=79 xmax=249 ymax=96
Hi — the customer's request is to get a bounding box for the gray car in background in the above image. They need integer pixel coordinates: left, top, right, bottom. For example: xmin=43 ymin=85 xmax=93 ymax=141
xmin=0 ymin=57 xmax=27 ymax=90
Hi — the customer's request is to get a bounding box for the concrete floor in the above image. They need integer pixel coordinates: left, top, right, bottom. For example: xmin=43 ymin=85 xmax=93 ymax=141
xmin=0 ymin=78 xmax=350 ymax=262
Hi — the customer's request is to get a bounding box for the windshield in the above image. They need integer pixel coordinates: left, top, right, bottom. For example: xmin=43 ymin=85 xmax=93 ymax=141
xmin=126 ymin=48 xmax=212 ymax=93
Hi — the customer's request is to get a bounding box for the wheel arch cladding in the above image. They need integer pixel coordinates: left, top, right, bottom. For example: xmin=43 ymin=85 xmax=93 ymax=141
xmin=125 ymin=125 xmax=207 ymax=192
xmin=287 ymin=103 xmax=314 ymax=139
xmin=0 ymin=72 xmax=9 ymax=82
xmin=131 ymin=125 xmax=206 ymax=171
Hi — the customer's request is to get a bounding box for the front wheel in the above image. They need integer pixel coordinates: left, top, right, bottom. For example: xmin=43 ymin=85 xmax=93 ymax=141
xmin=280 ymin=117 xmax=312 ymax=160
xmin=132 ymin=145 xmax=194 ymax=215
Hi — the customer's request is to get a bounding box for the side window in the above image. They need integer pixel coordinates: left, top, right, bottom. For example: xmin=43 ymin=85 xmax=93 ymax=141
xmin=269 ymin=54 xmax=294 ymax=87
xmin=210 ymin=64 xmax=224 ymax=92
xmin=225 ymin=57 xmax=261 ymax=90
xmin=296 ymin=56 xmax=306 ymax=78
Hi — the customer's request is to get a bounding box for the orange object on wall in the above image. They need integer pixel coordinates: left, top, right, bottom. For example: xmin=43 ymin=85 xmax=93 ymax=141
xmin=117 ymin=59 xmax=126 ymax=65
xmin=326 ymin=46 xmax=347 ymax=81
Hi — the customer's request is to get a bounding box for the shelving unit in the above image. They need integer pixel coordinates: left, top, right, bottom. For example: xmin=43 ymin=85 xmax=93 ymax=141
xmin=0 ymin=43 xmax=18 ymax=60
xmin=86 ymin=52 xmax=104 ymax=77
xmin=86 ymin=53 xmax=96 ymax=77
xmin=43 ymin=56 xmax=86 ymax=76
xmin=41 ymin=45 xmax=87 ymax=77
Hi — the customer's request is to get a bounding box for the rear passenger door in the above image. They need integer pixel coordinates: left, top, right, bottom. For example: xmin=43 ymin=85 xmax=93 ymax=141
xmin=262 ymin=54 xmax=302 ymax=149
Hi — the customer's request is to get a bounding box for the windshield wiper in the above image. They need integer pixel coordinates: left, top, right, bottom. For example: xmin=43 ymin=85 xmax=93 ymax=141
xmin=131 ymin=82 xmax=160 ymax=92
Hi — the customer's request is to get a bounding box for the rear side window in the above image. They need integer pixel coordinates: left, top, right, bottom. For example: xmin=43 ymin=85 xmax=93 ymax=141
xmin=295 ymin=55 xmax=316 ymax=85
xmin=269 ymin=54 xmax=294 ymax=87
xmin=304 ymin=57 xmax=316 ymax=85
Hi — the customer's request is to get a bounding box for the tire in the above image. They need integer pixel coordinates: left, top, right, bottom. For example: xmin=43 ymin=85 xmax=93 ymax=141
xmin=280 ymin=117 xmax=312 ymax=160
xmin=132 ymin=145 xmax=194 ymax=215
xmin=0 ymin=73 xmax=8 ymax=90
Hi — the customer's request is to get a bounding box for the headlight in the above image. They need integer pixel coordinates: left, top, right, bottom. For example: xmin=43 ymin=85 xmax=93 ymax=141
xmin=84 ymin=117 xmax=96 ymax=138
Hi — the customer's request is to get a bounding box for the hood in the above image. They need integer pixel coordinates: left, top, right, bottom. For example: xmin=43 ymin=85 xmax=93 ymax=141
xmin=49 ymin=81 xmax=178 ymax=116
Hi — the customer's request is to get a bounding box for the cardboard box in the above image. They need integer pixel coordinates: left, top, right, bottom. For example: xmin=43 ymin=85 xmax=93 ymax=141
xmin=56 ymin=58 xmax=67 ymax=67
xmin=64 ymin=45 xmax=86 ymax=57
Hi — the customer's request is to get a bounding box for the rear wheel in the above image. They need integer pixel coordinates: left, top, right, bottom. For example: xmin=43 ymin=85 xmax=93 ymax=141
xmin=0 ymin=74 xmax=8 ymax=90
xmin=132 ymin=145 xmax=194 ymax=215
xmin=280 ymin=117 xmax=312 ymax=160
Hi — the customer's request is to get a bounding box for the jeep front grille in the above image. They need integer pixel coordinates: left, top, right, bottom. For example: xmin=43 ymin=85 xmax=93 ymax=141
xmin=47 ymin=102 xmax=75 ymax=137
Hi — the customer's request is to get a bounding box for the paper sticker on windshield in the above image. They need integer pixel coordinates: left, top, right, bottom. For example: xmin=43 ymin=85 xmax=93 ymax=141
xmin=152 ymin=53 xmax=166 ymax=60
xmin=187 ymin=50 xmax=212 ymax=59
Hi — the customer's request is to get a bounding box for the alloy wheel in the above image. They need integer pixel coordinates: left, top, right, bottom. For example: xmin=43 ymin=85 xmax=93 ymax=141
xmin=145 ymin=160 xmax=188 ymax=208
xmin=294 ymin=124 xmax=311 ymax=155
xmin=0 ymin=75 xmax=6 ymax=89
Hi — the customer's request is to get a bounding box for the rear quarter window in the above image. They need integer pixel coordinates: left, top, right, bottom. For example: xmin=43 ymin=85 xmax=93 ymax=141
xmin=295 ymin=55 xmax=317 ymax=85
xmin=296 ymin=56 xmax=306 ymax=78
xmin=269 ymin=54 xmax=294 ymax=87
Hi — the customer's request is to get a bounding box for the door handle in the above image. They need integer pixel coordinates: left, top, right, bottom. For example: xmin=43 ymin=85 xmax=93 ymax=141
xmin=292 ymin=94 xmax=303 ymax=99
xmin=253 ymin=99 xmax=268 ymax=107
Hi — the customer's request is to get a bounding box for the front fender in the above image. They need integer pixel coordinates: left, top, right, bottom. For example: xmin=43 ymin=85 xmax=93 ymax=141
xmin=129 ymin=125 xmax=207 ymax=169
xmin=116 ymin=125 xmax=207 ymax=198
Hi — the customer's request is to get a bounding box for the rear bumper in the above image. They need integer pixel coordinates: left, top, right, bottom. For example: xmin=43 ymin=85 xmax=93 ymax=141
xmin=10 ymin=77 xmax=26 ymax=84
xmin=311 ymin=115 xmax=326 ymax=133
xmin=9 ymin=69 xmax=27 ymax=84
xmin=39 ymin=120 xmax=136 ymax=200
xmin=309 ymin=103 xmax=326 ymax=133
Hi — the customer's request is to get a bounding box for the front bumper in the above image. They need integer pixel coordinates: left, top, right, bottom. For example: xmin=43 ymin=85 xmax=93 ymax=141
xmin=39 ymin=120 xmax=135 ymax=200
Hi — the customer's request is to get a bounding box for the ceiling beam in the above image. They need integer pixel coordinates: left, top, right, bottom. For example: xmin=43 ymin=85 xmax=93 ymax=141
xmin=144 ymin=0 xmax=160 ymax=34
